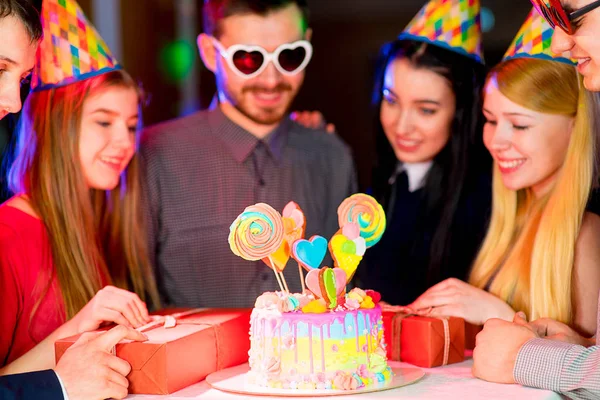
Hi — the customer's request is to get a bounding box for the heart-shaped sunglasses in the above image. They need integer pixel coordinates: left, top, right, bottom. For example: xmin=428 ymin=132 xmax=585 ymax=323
xmin=211 ymin=38 xmax=313 ymax=79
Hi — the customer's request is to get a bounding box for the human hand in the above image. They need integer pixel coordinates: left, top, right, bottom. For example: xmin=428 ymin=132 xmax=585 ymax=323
xmin=54 ymin=325 xmax=148 ymax=400
xmin=71 ymin=285 xmax=151 ymax=333
xmin=530 ymin=318 xmax=594 ymax=347
xmin=472 ymin=312 xmax=537 ymax=384
xmin=290 ymin=110 xmax=336 ymax=133
xmin=409 ymin=278 xmax=515 ymax=325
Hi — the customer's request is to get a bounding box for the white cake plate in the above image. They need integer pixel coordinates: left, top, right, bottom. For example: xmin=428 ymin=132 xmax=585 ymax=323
xmin=206 ymin=363 xmax=425 ymax=397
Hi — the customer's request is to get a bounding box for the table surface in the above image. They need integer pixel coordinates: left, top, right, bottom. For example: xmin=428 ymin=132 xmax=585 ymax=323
xmin=128 ymin=358 xmax=562 ymax=400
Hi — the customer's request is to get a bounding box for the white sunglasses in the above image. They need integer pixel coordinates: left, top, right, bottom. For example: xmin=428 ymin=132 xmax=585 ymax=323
xmin=211 ymin=38 xmax=313 ymax=79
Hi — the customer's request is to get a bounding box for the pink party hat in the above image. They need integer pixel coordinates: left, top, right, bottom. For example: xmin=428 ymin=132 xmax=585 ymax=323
xmin=398 ymin=0 xmax=484 ymax=63
xmin=31 ymin=0 xmax=120 ymax=91
xmin=503 ymin=8 xmax=576 ymax=65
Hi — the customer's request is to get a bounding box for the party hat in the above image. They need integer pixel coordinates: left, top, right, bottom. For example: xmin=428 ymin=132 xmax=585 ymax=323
xmin=503 ymin=8 xmax=575 ymax=65
xmin=398 ymin=0 xmax=484 ymax=63
xmin=31 ymin=0 xmax=120 ymax=91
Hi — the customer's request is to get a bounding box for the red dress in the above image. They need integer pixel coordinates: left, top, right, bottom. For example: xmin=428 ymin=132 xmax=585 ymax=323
xmin=0 ymin=205 xmax=65 ymax=367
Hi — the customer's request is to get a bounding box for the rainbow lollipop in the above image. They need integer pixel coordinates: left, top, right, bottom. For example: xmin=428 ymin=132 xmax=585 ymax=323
xmin=229 ymin=203 xmax=284 ymax=259
xmin=337 ymin=194 xmax=386 ymax=248
xmin=229 ymin=203 xmax=288 ymax=291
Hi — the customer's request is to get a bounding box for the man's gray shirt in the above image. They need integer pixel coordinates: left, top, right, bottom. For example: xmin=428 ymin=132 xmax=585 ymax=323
xmin=140 ymin=107 xmax=357 ymax=307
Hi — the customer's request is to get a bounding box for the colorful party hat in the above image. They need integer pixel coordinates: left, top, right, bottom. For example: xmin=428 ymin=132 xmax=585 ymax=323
xmin=398 ymin=0 xmax=484 ymax=63
xmin=31 ymin=0 xmax=121 ymax=91
xmin=503 ymin=8 xmax=575 ymax=65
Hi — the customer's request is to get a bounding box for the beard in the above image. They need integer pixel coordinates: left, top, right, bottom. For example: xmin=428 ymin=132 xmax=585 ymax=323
xmin=224 ymin=82 xmax=295 ymax=125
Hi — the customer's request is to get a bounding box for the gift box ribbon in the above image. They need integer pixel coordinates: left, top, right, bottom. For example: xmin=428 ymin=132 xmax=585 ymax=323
xmin=382 ymin=305 xmax=451 ymax=366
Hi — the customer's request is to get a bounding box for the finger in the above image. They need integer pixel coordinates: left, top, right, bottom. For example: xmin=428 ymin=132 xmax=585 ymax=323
xmin=94 ymin=325 xmax=148 ymax=351
xmin=126 ymin=292 xmax=150 ymax=322
xmin=106 ymin=353 xmax=133 ymax=377
xmin=410 ymin=290 xmax=459 ymax=310
xmin=97 ymin=307 xmax=133 ymax=328
xmin=326 ymin=123 xmax=336 ymax=133
xmin=103 ymin=294 xmax=144 ymax=328
xmin=513 ymin=312 xmax=528 ymax=326
xmin=418 ymin=279 xmax=458 ymax=298
xmin=72 ymin=331 xmax=102 ymax=348
xmin=529 ymin=319 xmax=549 ymax=335
xmin=106 ymin=368 xmax=130 ymax=389
xmin=103 ymin=287 xmax=150 ymax=323
xmin=426 ymin=304 xmax=465 ymax=320
xmin=310 ymin=111 xmax=323 ymax=128
xmin=101 ymin=380 xmax=129 ymax=400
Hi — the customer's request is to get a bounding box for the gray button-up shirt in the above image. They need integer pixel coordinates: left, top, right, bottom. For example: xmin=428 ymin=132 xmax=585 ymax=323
xmin=140 ymin=107 xmax=357 ymax=307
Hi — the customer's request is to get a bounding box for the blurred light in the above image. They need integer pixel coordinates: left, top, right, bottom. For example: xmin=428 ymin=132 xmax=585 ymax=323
xmin=159 ymin=40 xmax=196 ymax=83
xmin=481 ymin=7 xmax=496 ymax=33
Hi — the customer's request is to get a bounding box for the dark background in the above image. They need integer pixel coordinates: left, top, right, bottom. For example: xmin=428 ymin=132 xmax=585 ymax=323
xmin=0 ymin=0 xmax=533 ymax=197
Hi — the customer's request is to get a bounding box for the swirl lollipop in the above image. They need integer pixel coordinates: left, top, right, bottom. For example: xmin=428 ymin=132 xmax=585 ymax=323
xmin=229 ymin=203 xmax=284 ymax=259
xmin=337 ymin=194 xmax=386 ymax=248
xmin=229 ymin=203 xmax=288 ymax=292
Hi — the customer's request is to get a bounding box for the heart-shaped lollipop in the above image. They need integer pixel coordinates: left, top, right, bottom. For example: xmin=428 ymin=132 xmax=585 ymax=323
xmin=305 ymin=267 xmax=347 ymax=309
xmin=263 ymin=240 xmax=291 ymax=272
xmin=329 ymin=223 xmax=366 ymax=280
xmin=282 ymin=202 xmax=305 ymax=248
xmin=292 ymin=235 xmax=328 ymax=271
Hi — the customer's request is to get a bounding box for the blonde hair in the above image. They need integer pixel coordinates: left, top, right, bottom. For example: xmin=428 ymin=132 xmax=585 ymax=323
xmin=469 ymin=58 xmax=595 ymax=324
xmin=8 ymin=70 xmax=160 ymax=320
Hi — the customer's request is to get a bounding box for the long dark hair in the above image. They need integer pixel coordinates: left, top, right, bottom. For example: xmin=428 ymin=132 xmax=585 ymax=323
xmin=371 ymin=40 xmax=489 ymax=286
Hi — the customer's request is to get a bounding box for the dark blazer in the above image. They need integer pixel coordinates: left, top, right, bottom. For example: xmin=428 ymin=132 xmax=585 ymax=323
xmin=0 ymin=370 xmax=63 ymax=400
xmin=359 ymin=171 xmax=492 ymax=306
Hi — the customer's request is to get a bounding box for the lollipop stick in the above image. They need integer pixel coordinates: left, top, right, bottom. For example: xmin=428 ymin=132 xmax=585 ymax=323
xmin=298 ymin=262 xmax=306 ymax=293
xmin=268 ymin=257 xmax=285 ymax=292
xmin=280 ymin=272 xmax=290 ymax=293
xmin=273 ymin=269 xmax=285 ymax=292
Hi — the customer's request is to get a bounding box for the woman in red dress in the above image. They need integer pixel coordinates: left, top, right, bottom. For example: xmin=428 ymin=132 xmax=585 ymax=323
xmin=0 ymin=0 xmax=160 ymax=375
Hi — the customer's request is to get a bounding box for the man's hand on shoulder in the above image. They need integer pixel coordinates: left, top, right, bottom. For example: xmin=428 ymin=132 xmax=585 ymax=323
xmin=291 ymin=110 xmax=336 ymax=133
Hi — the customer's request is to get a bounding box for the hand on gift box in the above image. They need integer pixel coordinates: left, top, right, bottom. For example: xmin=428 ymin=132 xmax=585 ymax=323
xmin=529 ymin=318 xmax=595 ymax=347
xmin=54 ymin=325 xmax=148 ymax=400
xmin=70 ymin=285 xmax=152 ymax=333
xmin=472 ymin=312 xmax=537 ymax=384
xmin=409 ymin=278 xmax=516 ymax=325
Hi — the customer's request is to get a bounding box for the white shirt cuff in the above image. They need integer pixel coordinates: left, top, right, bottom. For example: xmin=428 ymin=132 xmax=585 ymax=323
xmin=54 ymin=370 xmax=70 ymax=400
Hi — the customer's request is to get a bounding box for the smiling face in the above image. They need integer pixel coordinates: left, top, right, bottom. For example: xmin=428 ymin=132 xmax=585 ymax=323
xmin=551 ymin=0 xmax=600 ymax=91
xmin=379 ymin=57 xmax=456 ymax=164
xmin=0 ymin=15 xmax=37 ymax=120
xmin=79 ymin=86 xmax=138 ymax=190
xmin=483 ymin=76 xmax=574 ymax=196
xmin=199 ymin=3 xmax=309 ymax=133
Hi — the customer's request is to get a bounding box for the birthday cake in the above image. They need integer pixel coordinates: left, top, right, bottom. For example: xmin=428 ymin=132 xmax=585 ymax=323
xmin=229 ymin=194 xmax=392 ymax=391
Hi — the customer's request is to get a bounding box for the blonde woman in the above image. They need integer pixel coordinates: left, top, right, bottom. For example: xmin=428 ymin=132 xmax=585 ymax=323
xmin=411 ymin=12 xmax=600 ymax=337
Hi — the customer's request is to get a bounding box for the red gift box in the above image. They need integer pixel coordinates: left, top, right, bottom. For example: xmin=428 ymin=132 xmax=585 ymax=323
xmin=382 ymin=309 xmax=465 ymax=368
xmin=465 ymin=322 xmax=483 ymax=350
xmin=55 ymin=308 xmax=251 ymax=394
